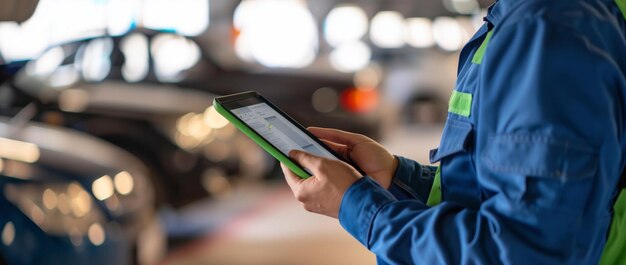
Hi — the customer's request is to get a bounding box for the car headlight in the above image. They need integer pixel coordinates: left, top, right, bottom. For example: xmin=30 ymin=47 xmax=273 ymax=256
xmin=90 ymin=170 xmax=150 ymax=218
xmin=4 ymin=182 xmax=107 ymax=246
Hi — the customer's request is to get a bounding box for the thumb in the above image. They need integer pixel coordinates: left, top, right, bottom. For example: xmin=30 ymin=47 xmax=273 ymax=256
xmin=289 ymin=149 xmax=322 ymax=170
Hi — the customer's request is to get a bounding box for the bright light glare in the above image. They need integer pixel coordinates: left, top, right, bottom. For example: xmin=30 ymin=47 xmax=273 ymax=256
xmin=233 ymin=0 xmax=318 ymax=68
xmin=114 ymin=171 xmax=134 ymax=195
xmin=142 ymin=0 xmax=209 ymax=36
xmin=329 ymin=41 xmax=371 ymax=73
xmin=176 ymin=113 xmax=195 ymax=136
xmin=81 ymin=38 xmax=113 ymax=82
xmin=106 ymin=0 xmax=136 ymax=36
xmin=370 ymin=11 xmax=405 ymax=48
xmin=0 ymin=137 xmax=40 ymax=163
xmin=234 ymin=32 xmax=254 ymax=62
xmin=233 ymin=0 xmax=255 ymax=30
xmin=203 ymin=106 xmax=229 ymax=129
xmin=0 ymin=0 xmax=109 ymax=62
xmin=88 ymin=223 xmax=105 ymax=246
xmin=324 ymin=5 xmax=368 ymax=47
xmin=92 ymin=175 xmax=114 ymax=201
xmin=176 ymin=112 xmax=213 ymax=143
xmin=44 ymin=0 xmax=107 ymax=43
xmin=26 ymin=47 xmax=65 ymax=76
xmin=174 ymin=132 xmax=203 ymax=150
xmin=432 ymin=17 xmax=464 ymax=51
xmin=121 ymin=33 xmax=149 ymax=83
xmin=151 ymin=34 xmax=201 ymax=82
xmin=49 ymin=65 xmax=80 ymax=88
xmin=68 ymin=183 xmax=91 ymax=217
xmin=0 ymin=22 xmax=49 ymax=62
xmin=405 ymin=18 xmax=434 ymax=48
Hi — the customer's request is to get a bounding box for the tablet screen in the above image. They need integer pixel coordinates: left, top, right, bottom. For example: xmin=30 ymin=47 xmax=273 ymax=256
xmin=232 ymin=102 xmax=339 ymax=161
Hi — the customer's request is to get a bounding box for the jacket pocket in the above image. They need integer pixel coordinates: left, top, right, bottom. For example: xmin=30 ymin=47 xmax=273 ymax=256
xmin=481 ymin=134 xmax=598 ymax=213
xmin=430 ymin=118 xmax=473 ymax=163
xmin=481 ymin=134 xmax=597 ymax=181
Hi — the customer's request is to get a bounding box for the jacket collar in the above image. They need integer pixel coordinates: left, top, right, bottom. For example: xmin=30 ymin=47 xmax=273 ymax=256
xmin=485 ymin=0 xmax=617 ymax=27
xmin=484 ymin=0 xmax=516 ymax=28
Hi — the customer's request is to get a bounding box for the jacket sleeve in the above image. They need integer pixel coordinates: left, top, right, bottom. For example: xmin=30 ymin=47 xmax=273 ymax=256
xmin=338 ymin=18 xmax=624 ymax=264
xmin=387 ymin=156 xmax=437 ymax=202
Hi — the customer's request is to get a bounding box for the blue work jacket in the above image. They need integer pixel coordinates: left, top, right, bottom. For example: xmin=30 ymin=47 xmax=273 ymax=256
xmin=338 ymin=0 xmax=626 ymax=264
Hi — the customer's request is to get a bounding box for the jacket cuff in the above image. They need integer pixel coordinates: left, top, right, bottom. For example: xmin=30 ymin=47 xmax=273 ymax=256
xmin=339 ymin=176 xmax=396 ymax=247
xmin=388 ymin=156 xmax=437 ymax=203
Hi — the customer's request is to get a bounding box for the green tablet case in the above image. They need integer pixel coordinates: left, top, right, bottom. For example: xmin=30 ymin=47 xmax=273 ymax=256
xmin=213 ymin=99 xmax=311 ymax=179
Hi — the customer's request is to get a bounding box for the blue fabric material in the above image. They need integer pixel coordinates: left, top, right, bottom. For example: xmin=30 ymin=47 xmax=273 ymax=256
xmin=338 ymin=0 xmax=626 ymax=264
xmin=387 ymin=156 xmax=437 ymax=202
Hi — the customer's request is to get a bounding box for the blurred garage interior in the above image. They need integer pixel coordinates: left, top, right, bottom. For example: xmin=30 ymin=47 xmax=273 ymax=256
xmin=0 ymin=0 xmax=493 ymax=264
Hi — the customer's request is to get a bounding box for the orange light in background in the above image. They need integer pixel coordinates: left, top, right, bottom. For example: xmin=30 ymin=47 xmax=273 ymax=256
xmin=340 ymin=88 xmax=379 ymax=113
xmin=231 ymin=27 xmax=241 ymax=44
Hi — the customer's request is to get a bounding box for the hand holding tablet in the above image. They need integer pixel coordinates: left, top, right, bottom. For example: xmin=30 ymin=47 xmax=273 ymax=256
xmin=214 ymin=91 xmax=398 ymax=218
xmin=213 ymin=91 xmax=363 ymax=178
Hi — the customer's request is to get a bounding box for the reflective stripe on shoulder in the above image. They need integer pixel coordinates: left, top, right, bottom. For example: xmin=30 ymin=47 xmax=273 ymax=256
xmin=471 ymin=30 xmax=494 ymax=65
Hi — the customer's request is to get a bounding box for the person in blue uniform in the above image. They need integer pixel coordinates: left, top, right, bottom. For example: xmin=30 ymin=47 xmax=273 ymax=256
xmin=281 ymin=0 xmax=626 ymax=264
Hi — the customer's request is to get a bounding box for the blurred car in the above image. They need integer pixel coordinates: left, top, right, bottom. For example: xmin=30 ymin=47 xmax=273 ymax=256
xmin=10 ymin=67 xmax=272 ymax=208
xmin=13 ymin=29 xmax=382 ymax=138
xmin=8 ymin=78 xmax=273 ymax=208
xmin=0 ymin=117 xmax=165 ymax=265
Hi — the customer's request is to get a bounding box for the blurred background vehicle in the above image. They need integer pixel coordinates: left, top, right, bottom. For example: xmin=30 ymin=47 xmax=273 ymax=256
xmin=0 ymin=0 xmax=495 ymax=264
xmin=11 ymin=55 xmax=272 ymax=208
xmin=0 ymin=116 xmax=164 ymax=265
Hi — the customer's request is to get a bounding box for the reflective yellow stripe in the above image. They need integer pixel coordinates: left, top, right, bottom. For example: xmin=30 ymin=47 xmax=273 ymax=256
xmin=471 ymin=30 xmax=494 ymax=64
xmin=426 ymin=167 xmax=442 ymax=206
xmin=448 ymin=90 xmax=473 ymax=117
xmin=600 ymin=190 xmax=626 ymax=264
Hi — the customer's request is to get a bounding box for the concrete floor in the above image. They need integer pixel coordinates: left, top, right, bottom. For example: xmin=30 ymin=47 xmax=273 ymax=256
xmin=159 ymin=125 xmax=443 ymax=265
xmin=161 ymin=187 xmax=375 ymax=265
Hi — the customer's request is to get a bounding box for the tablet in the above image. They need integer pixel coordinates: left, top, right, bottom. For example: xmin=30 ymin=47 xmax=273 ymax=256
xmin=214 ymin=91 xmax=355 ymax=179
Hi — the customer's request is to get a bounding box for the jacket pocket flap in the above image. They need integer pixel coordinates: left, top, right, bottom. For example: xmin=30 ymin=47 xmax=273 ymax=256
xmin=481 ymin=134 xmax=597 ymax=181
xmin=430 ymin=119 xmax=473 ymax=163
